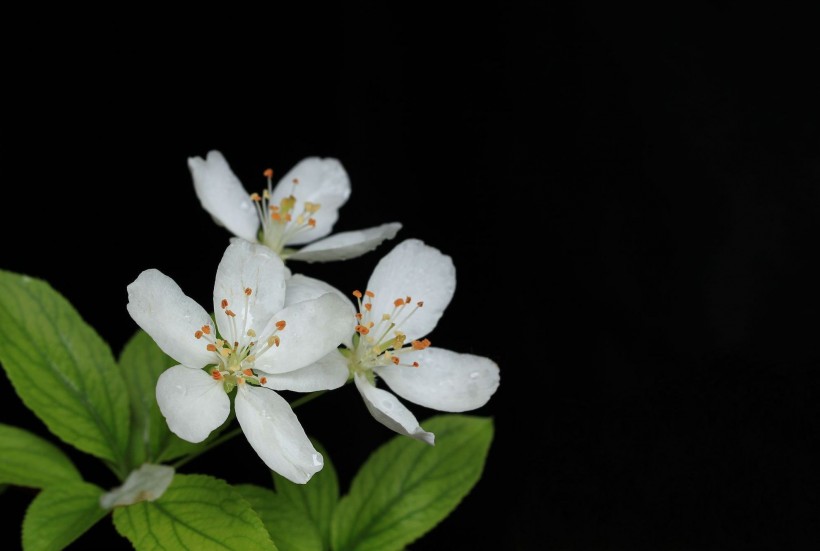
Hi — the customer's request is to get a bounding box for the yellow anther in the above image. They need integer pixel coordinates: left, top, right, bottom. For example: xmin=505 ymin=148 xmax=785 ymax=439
xmin=220 ymin=348 xmax=231 ymax=357
xmin=382 ymin=313 xmax=390 ymax=321
xmin=245 ymin=354 xmax=256 ymax=363
xmin=247 ymin=329 xmax=257 ymax=337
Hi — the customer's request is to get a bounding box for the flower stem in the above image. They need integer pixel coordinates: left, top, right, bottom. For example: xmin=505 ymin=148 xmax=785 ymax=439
xmin=170 ymin=390 xmax=327 ymax=470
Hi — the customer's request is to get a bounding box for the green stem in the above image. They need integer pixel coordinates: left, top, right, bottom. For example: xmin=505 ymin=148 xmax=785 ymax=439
xmin=171 ymin=390 xmax=327 ymax=470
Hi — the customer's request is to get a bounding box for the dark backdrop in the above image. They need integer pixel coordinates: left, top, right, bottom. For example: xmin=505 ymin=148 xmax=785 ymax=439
xmin=2 ymin=5 xmax=818 ymax=550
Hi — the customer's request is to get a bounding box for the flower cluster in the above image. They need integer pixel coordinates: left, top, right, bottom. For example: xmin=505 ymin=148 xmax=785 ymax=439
xmin=127 ymin=151 xmax=500 ymax=483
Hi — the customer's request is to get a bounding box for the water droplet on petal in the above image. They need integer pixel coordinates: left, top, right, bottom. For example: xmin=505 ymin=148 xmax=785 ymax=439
xmin=312 ymin=453 xmax=323 ymax=467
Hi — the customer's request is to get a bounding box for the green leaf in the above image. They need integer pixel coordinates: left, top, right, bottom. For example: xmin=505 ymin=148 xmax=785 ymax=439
xmin=0 ymin=270 xmax=130 ymax=475
xmin=236 ymin=484 xmax=322 ymax=551
xmin=331 ymin=415 xmax=494 ymax=551
xmin=22 ymin=481 xmax=107 ymax=551
xmin=119 ymin=329 xmax=181 ymax=466
xmin=0 ymin=423 xmax=81 ymax=488
xmin=273 ymin=440 xmax=338 ymax=550
xmin=113 ymin=474 xmax=277 ymax=551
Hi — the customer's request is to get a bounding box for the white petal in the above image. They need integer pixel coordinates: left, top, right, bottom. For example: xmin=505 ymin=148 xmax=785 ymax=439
xmin=366 ymin=239 xmax=456 ymax=342
xmin=254 ymin=294 xmax=354 ymax=374
xmin=285 ymin=274 xmax=353 ymax=309
xmin=354 ymin=374 xmax=434 ymax=445
xmin=270 ymin=157 xmax=350 ymax=246
xmin=99 ymin=464 xmax=175 ymax=509
xmin=374 ymin=347 xmax=500 ymax=412
xmin=235 ymin=385 xmax=323 ymax=484
xmin=261 ymin=349 xmax=349 ymax=392
xmin=287 ymin=222 xmax=403 ymax=263
xmin=155 ymin=365 xmax=230 ymax=443
xmin=189 ymin=150 xmax=260 ymax=242
xmin=213 ymin=239 xmax=287 ymax=349
xmin=127 ymin=270 xmax=215 ymax=369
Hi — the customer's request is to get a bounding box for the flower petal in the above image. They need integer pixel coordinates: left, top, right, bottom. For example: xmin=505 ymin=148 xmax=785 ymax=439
xmin=270 ymin=157 xmax=350 ymax=246
xmin=260 ymin=350 xmax=349 ymax=392
xmin=253 ymin=294 xmax=354 ymax=374
xmin=213 ymin=239 xmax=287 ymax=349
xmin=285 ymin=274 xmax=353 ymax=309
xmin=189 ymin=150 xmax=260 ymax=242
xmin=353 ymin=374 xmax=434 ymax=445
xmin=235 ymin=385 xmax=323 ymax=484
xmin=287 ymin=222 xmax=403 ymax=262
xmin=366 ymin=239 xmax=456 ymax=342
xmin=127 ymin=269 xmax=215 ymax=369
xmin=155 ymin=365 xmax=230 ymax=443
xmin=374 ymin=347 xmax=500 ymax=412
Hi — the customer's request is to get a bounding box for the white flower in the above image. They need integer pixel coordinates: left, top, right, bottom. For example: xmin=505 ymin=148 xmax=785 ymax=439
xmin=126 ymin=239 xmax=353 ymax=483
xmin=288 ymin=239 xmax=500 ymax=444
xmin=188 ymin=150 xmax=402 ymax=262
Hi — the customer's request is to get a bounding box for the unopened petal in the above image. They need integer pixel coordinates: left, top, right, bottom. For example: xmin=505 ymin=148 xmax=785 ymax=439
xmin=254 ymin=294 xmax=354 ymax=374
xmin=235 ymin=385 xmax=323 ymax=484
xmin=260 ymin=350 xmax=349 ymax=392
xmin=366 ymin=239 xmax=456 ymax=342
xmin=213 ymin=239 xmax=287 ymax=349
xmin=374 ymin=347 xmax=499 ymax=412
xmin=189 ymin=150 xmax=260 ymax=242
xmin=127 ymin=269 xmax=215 ymax=369
xmin=354 ymin=374 xmax=434 ymax=445
xmin=287 ymin=222 xmax=402 ymax=262
xmin=155 ymin=365 xmax=230 ymax=443
xmin=270 ymin=157 xmax=350 ymax=246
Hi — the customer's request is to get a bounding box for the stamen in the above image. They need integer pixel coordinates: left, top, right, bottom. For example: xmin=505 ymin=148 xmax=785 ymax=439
xmin=207 ymin=344 xmax=217 ymax=352
xmin=225 ymin=309 xmax=236 ymax=317
xmin=250 ymin=192 xmax=261 ymax=202
xmin=244 ymin=287 xmax=253 ymax=296
xmin=355 ymin=312 xmax=363 ymax=320
xmin=202 ymin=325 xmax=211 ymax=335
xmin=365 ymin=290 xmax=375 ymax=298
xmin=211 ymin=369 xmax=222 ymax=380
xmin=355 ymin=325 xmax=370 ymax=335
xmin=260 ymin=377 xmax=267 ymax=384
xmin=392 ymin=356 xmax=400 ymax=365
xmin=292 ymin=178 xmax=299 ymax=184
xmin=242 ymin=368 xmax=253 ymax=376
xmin=417 ymin=301 xmax=424 ymax=307
xmin=194 ymin=330 xmax=203 ymax=339
xmin=353 ymin=290 xmax=363 ymax=298
xmin=263 ymin=168 xmax=274 ymax=178
xmin=412 ymin=362 xmax=420 ymax=368
xmin=405 ymin=296 xmax=411 ymax=304
xmin=247 ymin=329 xmax=257 ymax=337
xmin=364 ymin=303 xmax=372 ymax=311
xmin=394 ymin=298 xmax=404 ymax=307
xmin=308 ymin=218 xmax=316 ymax=227
xmin=412 ymin=338 xmax=431 ymax=350
xmin=275 ymin=320 xmax=287 ymax=330
xmin=221 ymin=299 xmax=229 ymax=309
xmin=220 ymin=348 xmax=231 ymax=357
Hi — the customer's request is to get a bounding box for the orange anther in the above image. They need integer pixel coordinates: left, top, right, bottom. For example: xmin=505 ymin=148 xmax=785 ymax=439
xmin=260 ymin=377 xmax=267 ymax=384
xmin=250 ymin=192 xmax=261 ymax=202
xmin=263 ymin=168 xmax=274 ymax=178
xmin=308 ymin=218 xmax=316 ymax=227
xmin=207 ymin=344 xmax=217 ymax=352
xmin=285 ymin=214 xmax=293 ymax=222
xmin=412 ymin=362 xmax=419 ymax=368
xmin=194 ymin=330 xmax=203 ymax=339
xmin=368 ymin=321 xmax=374 ymax=328
xmin=417 ymin=301 xmax=424 ymax=307
xmin=244 ymin=287 xmax=252 ymax=296
xmin=273 ymin=335 xmax=280 ymax=346
xmin=271 ymin=212 xmax=282 ymax=221
xmin=364 ymin=303 xmax=372 ymax=311
xmin=353 ymin=290 xmax=363 ymax=299
xmin=202 ymin=325 xmax=211 ymax=335
xmin=412 ymin=338 xmax=431 ymax=350
xmin=221 ymin=299 xmax=228 ymax=309
xmin=394 ymin=298 xmax=404 ymax=307
xmin=211 ymin=370 xmax=223 ymax=380
xmin=405 ymin=296 xmax=411 ymax=304
xmin=237 ymin=377 xmax=246 ymax=385
xmin=275 ymin=320 xmax=286 ymax=330
xmin=243 ymin=368 xmax=253 ymax=376
xmin=392 ymin=356 xmax=400 ymax=365
xmin=355 ymin=312 xmax=363 ymax=320
xmin=355 ymin=325 xmax=370 ymax=335
xmin=365 ymin=290 xmax=375 ymax=298
xmin=226 ymin=309 xmax=236 ymax=317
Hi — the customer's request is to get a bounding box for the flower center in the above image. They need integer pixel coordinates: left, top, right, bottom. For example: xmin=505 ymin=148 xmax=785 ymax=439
xmin=251 ymin=169 xmax=321 ymax=255
xmin=347 ymin=289 xmax=431 ymax=376
xmin=193 ymin=286 xmax=287 ymax=393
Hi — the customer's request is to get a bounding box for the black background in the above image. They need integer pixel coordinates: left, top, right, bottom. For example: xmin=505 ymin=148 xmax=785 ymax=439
xmin=2 ymin=5 xmax=819 ymax=550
